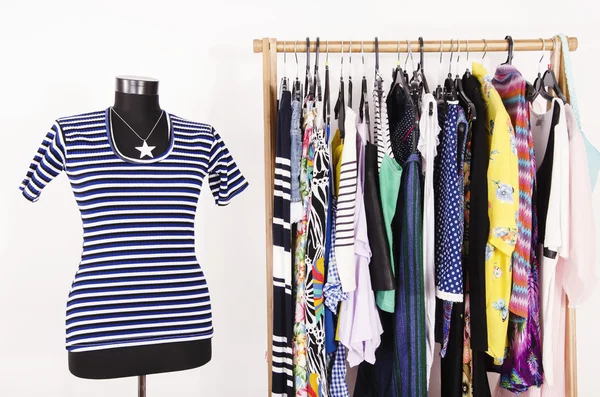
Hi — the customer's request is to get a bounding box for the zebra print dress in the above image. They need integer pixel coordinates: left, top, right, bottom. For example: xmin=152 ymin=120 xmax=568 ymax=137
xmin=304 ymin=100 xmax=330 ymax=396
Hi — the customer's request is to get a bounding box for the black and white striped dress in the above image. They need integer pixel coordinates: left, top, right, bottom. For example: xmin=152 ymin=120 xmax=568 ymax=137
xmin=20 ymin=109 xmax=248 ymax=353
xmin=271 ymin=91 xmax=294 ymax=396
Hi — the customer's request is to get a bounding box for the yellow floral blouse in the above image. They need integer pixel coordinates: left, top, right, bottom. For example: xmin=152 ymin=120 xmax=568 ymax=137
xmin=472 ymin=63 xmax=519 ymax=362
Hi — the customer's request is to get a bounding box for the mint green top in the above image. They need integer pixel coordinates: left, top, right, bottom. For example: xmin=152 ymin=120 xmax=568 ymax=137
xmin=376 ymin=154 xmax=403 ymax=312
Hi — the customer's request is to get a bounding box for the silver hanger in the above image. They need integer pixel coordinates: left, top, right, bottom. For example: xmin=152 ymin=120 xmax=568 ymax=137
xmin=448 ymin=39 xmax=454 ymax=75
xmin=341 ymin=40 xmax=344 ymax=77
xmin=438 ymin=40 xmax=444 ymax=83
xmin=538 ymin=38 xmax=546 ymax=75
xmin=283 ymin=40 xmax=286 ymax=75
xmin=295 ymin=41 xmax=299 ymax=79
xmin=361 ymin=41 xmax=366 ymax=76
xmin=455 ymin=39 xmax=461 ymax=76
xmin=465 ymin=40 xmax=471 ymax=72
xmin=349 ymin=40 xmax=352 ymax=68
xmin=404 ymin=40 xmax=410 ymax=71
xmin=407 ymin=40 xmax=416 ymax=71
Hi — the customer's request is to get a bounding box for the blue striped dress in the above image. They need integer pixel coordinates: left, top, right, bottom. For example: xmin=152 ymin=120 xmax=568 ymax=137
xmin=19 ymin=108 xmax=248 ymax=353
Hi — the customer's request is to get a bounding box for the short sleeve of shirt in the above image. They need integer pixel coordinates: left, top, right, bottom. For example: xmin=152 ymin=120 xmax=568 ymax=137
xmin=19 ymin=122 xmax=66 ymax=203
xmin=207 ymin=128 xmax=248 ymax=206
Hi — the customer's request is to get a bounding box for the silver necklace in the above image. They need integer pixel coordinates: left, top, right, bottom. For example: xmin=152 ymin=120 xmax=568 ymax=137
xmin=110 ymin=107 xmax=165 ymax=159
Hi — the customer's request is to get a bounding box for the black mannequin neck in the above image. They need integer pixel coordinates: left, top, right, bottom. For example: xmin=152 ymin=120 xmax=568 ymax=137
xmin=112 ymin=91 xmax=162 ymax=121
xmin=109 ymin=91 xmax=170 ymax=161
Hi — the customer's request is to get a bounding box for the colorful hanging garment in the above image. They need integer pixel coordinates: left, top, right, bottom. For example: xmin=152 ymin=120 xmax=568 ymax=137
xmin=337 ymin=118 xmax=383 ymax=367
xmin=292 ymin=98 xmax=316 ymax=397
xmin=364 ymin=84 xmax=395 ymax=293
xmin=291 ymin=98 xmax=303 ymax=224
xmin=374 ymin=72 xmax=391 ymax=171
xmin=377 ymin=81 xmax=408 ymax=313
xmin=305 ymin=101 xmax=330 ymax=396
xmin=435 ymin=103 xmax=467 ymax=304
xmin=472 ymin=63 xmax=519 ymax=362
xmin=334 ymin=107 xmax=358 ymax=294
xmin=391 ymin=152 xmax=427 ymax=397
xmin=492 ymin=65 xmax=533 ymax=319
xmin=462 ymin=294 xmax=474 ymax=397
xmin=417 ymin=92 xmax=441 ymax=389
xmin=439 ymin=105 xmax=469 ymax=397
xmin=323 ymin=122 xmax=338 ymax=357
xmin=329 ymin=341 xmax=350 ymax=397
xmin=326 ymin=199 xmax=350 ymax=397
xmin=272 ymin=89 xmax=294 ymax=396
xmin=493 ymin=65 xmax=544 ymax=392
xmin=462 ymin=73 xmax=492 ymax=397
xmin=323 ymin=129 xmax=349 ymax=326
xmin=459 ymin=95 xmax=474 ymax=397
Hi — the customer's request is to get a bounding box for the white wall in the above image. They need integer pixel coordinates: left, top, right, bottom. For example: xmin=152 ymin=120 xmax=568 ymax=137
xmin=0 ymin=0 xmax=598 ymax=396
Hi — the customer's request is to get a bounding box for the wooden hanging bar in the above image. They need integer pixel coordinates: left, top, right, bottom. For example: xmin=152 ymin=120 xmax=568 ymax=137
xmin=253 ymin=37 xmax=578 ymax=53
xmin=255 ymin=35 xmax=580 ymax=397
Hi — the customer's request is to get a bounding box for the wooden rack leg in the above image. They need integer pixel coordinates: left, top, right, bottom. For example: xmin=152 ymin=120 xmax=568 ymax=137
xmin=262 ymin=37 xmax=278 ymax=396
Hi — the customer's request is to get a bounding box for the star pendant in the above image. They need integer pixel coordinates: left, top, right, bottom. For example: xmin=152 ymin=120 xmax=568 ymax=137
xmin=136 ymin=140 xmax=156 ymax=159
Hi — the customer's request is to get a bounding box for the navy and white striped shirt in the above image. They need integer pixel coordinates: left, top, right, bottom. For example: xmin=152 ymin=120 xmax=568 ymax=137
xmin=20 ymin=108 xmax=248 ymax=352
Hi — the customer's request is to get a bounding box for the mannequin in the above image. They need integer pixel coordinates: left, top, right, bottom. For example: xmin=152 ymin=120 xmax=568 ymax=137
xmin=108 ymin=76 xmax=170 ymax=160
xmin=68 ymin=76 xmax=212 ymax=379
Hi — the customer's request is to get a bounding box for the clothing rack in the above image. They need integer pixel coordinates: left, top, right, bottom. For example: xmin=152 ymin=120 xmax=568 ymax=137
xmin=254 ymin=35 xmax=579 ymax=396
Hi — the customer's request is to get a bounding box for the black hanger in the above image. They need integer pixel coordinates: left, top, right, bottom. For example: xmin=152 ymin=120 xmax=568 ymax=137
xmin=443 ymin=39 xmax=457 ymax=102
xmin=292 ymin=41 xmax=303 ymax=102
xmin=375 ymin=37 xmax=380 ymax=74
xmin=502 ymin=35 xmax=514 ymax=65
xmin=462 ymin=39 xmax=471 ymax=79
xmin=434 ymin=41 xmax=444 ymax=101
xmin=361 ymin=76 xmax=371 ymax=124
xmin=359 ymin=41 xmax=370 ymax=125
xmin=539 ymin=66 xmax=567 ymax=103
xmin=348 ymin=41 xmax=353 ymax=109
xmin=375 ymin=37 xmax=383 ymax=95
xmin=406 ymin=40 xmax=422 ymax=116
xmin=527 ymin=38 xmax=545 ymax=102
xmin=280 ymin=41 xmax=289 ymax=94
xmin=313 ymin=37 xmax=322 ymax=101
xmin=396 ymin=40 xmax=421 ymax=153
xmin=454 ymin=40 xmax=476 ymax=120
xmin=305 ymin=37 xmax=314 ymax=99
xmin=324 ymin=41 xmax=331 ymax=124
xmin=461 ymin=40 xmax=476 ymax=121
xmin=538 ymin=37 xmax=567 ymax=103
xmin=418 ymin=37 xmax=430 ymax=94
xmin=402 ymin=47 xmax=410 ymax=89
xmin=335 ymin=41 xmax=346 ymax=140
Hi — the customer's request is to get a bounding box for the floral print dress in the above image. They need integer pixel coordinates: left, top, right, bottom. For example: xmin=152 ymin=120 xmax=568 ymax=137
xmin=472 ymin=63 xmax=519 ymax=363
xmin=293 ymin=99 xmax=316 ymax=397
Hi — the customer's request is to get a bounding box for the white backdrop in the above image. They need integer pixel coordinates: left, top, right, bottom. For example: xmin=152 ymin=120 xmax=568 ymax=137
xmin=1 ymin=0 xmax=599 ymax=396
